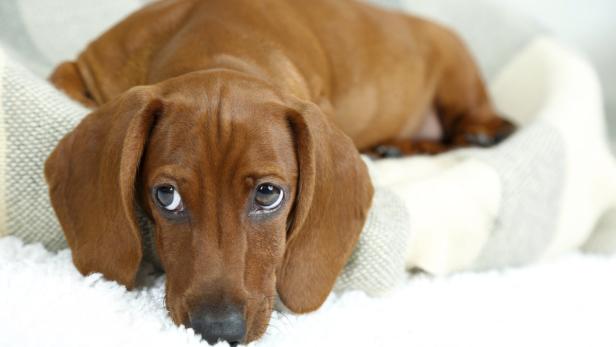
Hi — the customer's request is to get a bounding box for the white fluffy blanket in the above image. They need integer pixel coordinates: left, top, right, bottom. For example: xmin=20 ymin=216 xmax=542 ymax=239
xmin=2 ymin=236 xmax=616 ymax=347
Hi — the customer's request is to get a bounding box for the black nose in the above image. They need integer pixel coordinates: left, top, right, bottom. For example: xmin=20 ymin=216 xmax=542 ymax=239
xmin=190 ymin=305 xmax=246 ymax=346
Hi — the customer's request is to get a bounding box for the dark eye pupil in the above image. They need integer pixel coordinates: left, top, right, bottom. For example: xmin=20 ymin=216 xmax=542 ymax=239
xmin=255 ymin=184 xmax=280 ymax=207
xmin=156 ymin=186 xmax=175 ymax=206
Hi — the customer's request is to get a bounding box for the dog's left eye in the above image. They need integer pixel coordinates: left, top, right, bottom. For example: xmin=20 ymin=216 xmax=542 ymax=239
xmin=254 ymin=183 xmax=284 ymax=210
xmin=154 ymin=185 xmax=184 ymax=212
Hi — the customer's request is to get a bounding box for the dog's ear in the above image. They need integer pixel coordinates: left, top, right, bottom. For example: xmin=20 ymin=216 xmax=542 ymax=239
xmin=277 ymin=98 xmax=374 ymax=313
xmin=45 ymin=87 xmax=162 ymax=289
xmin=49 ymin=61 xmax=98 ymax=108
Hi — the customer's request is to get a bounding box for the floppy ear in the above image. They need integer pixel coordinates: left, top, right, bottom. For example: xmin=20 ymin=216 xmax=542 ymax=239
xmin=277 ymin=98 xmax=374 ymax=313
xmin=49 ymin=61 xmax=98 ymax=108
xmin=45 ymin=87 xmax=162 ymax=289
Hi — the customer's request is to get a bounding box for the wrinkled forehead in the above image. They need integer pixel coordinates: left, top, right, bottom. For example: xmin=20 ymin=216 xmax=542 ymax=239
xmin=143 ymin=78 xmax=297 ymax=183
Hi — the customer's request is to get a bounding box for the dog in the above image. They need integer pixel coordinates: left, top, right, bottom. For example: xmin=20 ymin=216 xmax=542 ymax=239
xmin=45 ymin=0 xmax=515 ymax=344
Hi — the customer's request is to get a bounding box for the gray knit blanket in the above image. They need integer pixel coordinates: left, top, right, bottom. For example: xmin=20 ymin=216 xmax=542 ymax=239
xmin=0 ymin=50 xmax=84 ymax=251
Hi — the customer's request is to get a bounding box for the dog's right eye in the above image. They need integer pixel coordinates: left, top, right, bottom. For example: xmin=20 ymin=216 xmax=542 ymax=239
xmin=254 ymin=183 xmax=284 ymax=210
xmin=154 ymin=185 xmax=184 ymax=213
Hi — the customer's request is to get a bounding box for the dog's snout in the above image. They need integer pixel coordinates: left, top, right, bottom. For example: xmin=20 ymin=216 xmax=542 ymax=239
xmin=190 ymin=305 xmax=246 ymax=346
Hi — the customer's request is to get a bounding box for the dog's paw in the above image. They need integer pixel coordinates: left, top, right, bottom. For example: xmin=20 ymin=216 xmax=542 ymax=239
xmin=452 ymin=116 xmax=516 ymax=148
xmin=366 ymin=140 xmax=448 ymax=159
xmin=373 ymin=145 xmax=403 ymax=158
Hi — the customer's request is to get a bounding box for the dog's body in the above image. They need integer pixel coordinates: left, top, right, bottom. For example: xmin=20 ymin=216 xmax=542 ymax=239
xmin=51 ymin=0 xmax=513 ymax=153
xmin=46 ymin=0 xmax=514 ymax=344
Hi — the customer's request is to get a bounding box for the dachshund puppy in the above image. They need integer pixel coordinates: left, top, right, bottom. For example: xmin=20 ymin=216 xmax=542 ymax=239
xmin=46 ymin=0 xmax=515 ymax=344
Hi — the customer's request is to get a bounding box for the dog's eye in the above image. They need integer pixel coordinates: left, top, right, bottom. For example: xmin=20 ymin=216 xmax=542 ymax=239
xmin=154 ymin=185 xmax=184 ymax=212
xmin=254 ymin=184 xmax=284 ymax=210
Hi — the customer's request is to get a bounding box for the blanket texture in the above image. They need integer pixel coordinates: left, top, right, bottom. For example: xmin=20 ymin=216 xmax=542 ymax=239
xmin=2 ymin=236 xmax=616 ymax=347
xmin=0 ymin=49 xmax=85 ymax=251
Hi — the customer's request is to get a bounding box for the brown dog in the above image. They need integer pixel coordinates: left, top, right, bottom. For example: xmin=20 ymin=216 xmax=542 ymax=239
xmin=45 ymin=0 xmax=515 ymax=344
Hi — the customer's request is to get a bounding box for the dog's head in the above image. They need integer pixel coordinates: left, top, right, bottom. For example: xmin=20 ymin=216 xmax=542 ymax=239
xmin=45 ymin=70 xmax=373 ymax=344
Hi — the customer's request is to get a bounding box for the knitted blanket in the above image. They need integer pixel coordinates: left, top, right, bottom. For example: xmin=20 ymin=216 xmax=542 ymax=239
xmin=0 ymin=49 xmax=85 ymax=251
